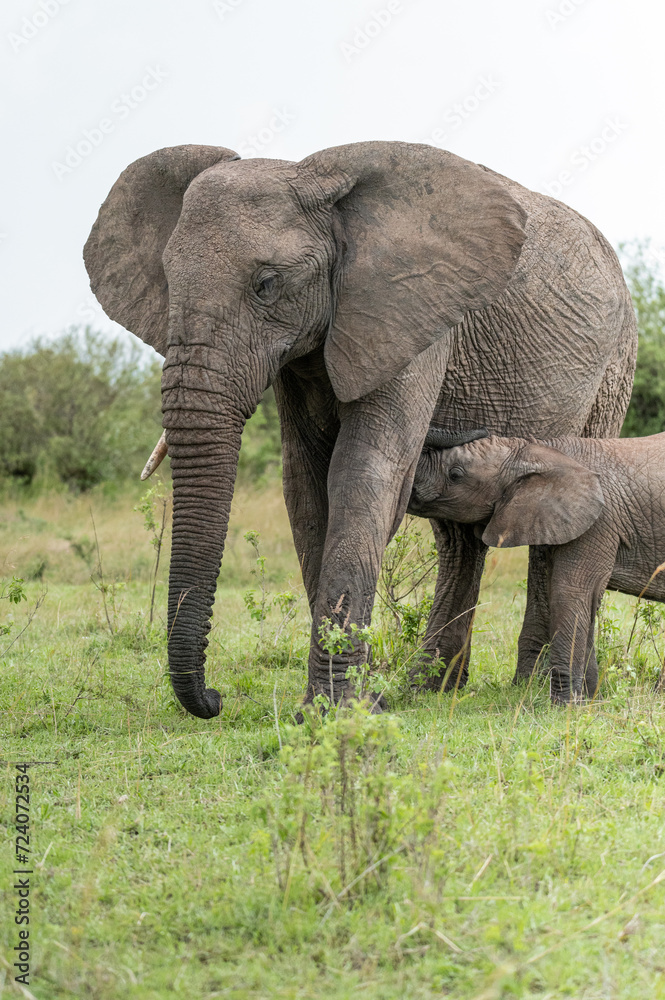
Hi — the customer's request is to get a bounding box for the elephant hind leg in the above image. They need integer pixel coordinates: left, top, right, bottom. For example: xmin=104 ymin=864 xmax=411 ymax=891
xmin=414 ymin=519 xmax=487 ymax=692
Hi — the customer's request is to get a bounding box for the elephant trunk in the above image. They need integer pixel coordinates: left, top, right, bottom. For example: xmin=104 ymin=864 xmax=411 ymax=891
xmin=162 ymin=350 xmax=260 ymax=719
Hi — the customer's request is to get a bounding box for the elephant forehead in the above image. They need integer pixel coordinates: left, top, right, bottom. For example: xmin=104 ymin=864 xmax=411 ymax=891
xmin=182 ymin=160 xmax=302 ymax=231
xmin=168 ymin=169 xmax=317 ymax=270
xmin=444 ymin=439 xmax=512 ymax=476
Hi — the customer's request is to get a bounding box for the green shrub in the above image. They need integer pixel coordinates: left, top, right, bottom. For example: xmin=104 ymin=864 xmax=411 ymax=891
xmin=237 ymin=385 xmax=282 ymax=483
xmin=620 ymin=240 xmax=665 ymax=437
xmin=0 ymin=328 xmax=161 ymax=490
xmin=256 ymin=702 xmax=455 ymax=904
xmin=0 ymin=328 xmax=283 ymax=491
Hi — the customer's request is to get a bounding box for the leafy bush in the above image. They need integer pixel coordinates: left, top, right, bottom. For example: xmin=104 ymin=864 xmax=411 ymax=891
xmin=0 ymin=328 xmax=282 ymax=491
xmin=0 ymin=328 xmax=161 ymax=490
xmin=620 ymin=240 xmax=665 ymax=436
xmin=256 ymin=702 xmax=454 ymax=905
xmin=237 ymin=385 xmax=282 ymax=483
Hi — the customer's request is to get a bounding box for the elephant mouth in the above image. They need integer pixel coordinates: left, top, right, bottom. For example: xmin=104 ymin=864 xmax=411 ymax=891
xmin=406 ymin=488 xmax=421 ymax=513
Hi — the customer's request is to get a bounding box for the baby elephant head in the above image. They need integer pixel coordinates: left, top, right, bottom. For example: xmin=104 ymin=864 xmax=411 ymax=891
xmin=408 ymin=429 xmax=605 ymax=547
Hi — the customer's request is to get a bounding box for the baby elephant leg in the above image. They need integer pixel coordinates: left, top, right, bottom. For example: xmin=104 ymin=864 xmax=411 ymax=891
xmin=547 ymin=538 xmax=615 ymax=703
xmin=514 ymin=546 xmax=553 ymax=682
xmin=417 ymin=519 xmax=487 ymax=692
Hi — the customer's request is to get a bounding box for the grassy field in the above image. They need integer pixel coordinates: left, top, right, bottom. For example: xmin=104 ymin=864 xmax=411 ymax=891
xmin=1 ymin=480 xmax=665 ymax=999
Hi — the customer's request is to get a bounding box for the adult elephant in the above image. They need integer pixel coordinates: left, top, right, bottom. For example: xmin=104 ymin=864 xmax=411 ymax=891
xmin=84 ymin=141 xmax=636 ymax=719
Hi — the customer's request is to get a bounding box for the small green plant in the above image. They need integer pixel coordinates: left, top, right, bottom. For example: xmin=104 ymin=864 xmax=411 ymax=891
xmin=399 ymin=594 xmax=434 ymax=644
xmin=272 ymin=590 xmax=299 ymax=645
xmin=317 ymin=617 xmax=384 ymax=710
xmin=597 ymin=595 xmax=665 ymax=693
xmin=89 ymin=509 xmax=124 ymax=635
xmin=243 ymin=531 xmax=304 ymax=654
xmin=256 ymin=702 xmax=453 ymax=907
xmin=0 ymin=575 xmax=27 ymax=638
xmin=371 ymin=517 xmax=439 ymax=692
xmin=596 ymin=596 xmax=625 ymax=673
xmin=378 ymin=517 xmax=437 ymax=637
xmin=3 ymin=576 xmax=27 ymax=605
xmin=629 ymin=600 xmax=665 ymax=685
xmin=135 ymin=483 xmax=171 ymax=624
xmin=0 ymin=575 xmax=44 ymax=657
xmin=243 ymin=529 xmax=268 ymax=642
xmin=317 ymin=616 xmax=356 ymax=710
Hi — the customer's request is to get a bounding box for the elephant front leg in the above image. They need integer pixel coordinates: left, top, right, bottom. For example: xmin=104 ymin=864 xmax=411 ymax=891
xmin=273 ymin=363 xmax=339 ymax=615
xmin=306 ymin=442 xmax=421 ymax=707
xmin=514 ymin=546 xmax=553 ymax=683
xmin=305 ymin=346 xmax=450 ymax=707
xmin=413 ymin=519 xmax=486 ymax=692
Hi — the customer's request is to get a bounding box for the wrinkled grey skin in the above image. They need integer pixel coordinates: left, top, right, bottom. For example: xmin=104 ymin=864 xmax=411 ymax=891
xmin=410 ymin=430 xmax=665 ymax=701
xmin=83 ymin=141 xmax=636 ymax=719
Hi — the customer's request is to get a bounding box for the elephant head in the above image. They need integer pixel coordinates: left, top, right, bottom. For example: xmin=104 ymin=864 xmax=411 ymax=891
xmin=84 ymin=141 xmax=527 ymax=718
xmin=408 ymin=431 xmax=605 ymax=547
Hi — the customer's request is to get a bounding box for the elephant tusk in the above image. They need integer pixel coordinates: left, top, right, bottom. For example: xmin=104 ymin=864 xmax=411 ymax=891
xmin=140 ymin=431 xmax=168 ymax=481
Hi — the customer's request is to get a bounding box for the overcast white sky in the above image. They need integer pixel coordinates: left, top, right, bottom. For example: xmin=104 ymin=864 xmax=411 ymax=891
xmin=2 ymin=0 xmax=664 ymax=354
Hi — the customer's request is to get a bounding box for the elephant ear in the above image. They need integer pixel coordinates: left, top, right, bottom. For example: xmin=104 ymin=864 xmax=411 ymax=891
xmin=482 ymin=443 xmax=604 ymax=548
xmin=83 ymin=144 xmax=240 ymax=356
xmin=294 ymin=141 xmax=528 ymax=402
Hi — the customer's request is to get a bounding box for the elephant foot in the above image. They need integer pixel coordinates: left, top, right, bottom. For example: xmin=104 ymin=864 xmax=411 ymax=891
xmin=513 ymin=642 xmax=550 ymax=684
xmin=348 ymin=690 xmax=388 ymax=714
xmin=549 ymin=672 xmax=585 ymax=705
xmin=511 ymin=662 xmax=545 ymax=686
xmin=551 ymin=692 xmax=585 ymax=707
xmin=583 ymin=679 xmax=600 ymax=700
xmin=301 ymin=674 xmax=389 ymax=711
xmin=409 ymin=653 xmax=469 ymax=694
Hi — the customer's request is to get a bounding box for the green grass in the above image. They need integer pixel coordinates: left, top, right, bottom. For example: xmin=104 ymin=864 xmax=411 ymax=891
xmin=2 ymin=484 xmax=665 ymax=998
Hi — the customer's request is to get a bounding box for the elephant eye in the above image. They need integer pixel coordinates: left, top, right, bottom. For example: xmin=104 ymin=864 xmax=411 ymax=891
xmin=448 ymin=466 xmax=465 ymax=484
xmin=252 ymin=270 xmax=281 ymax=304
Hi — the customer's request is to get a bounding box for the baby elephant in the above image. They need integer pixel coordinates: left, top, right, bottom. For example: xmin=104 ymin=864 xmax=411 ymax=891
xmin=408 ymin=428 xmax=665 ymax=703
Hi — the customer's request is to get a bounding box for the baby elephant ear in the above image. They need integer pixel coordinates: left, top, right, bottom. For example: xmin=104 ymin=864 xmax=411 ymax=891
xmin=482 ymin=443 xmax=604 ymax=548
